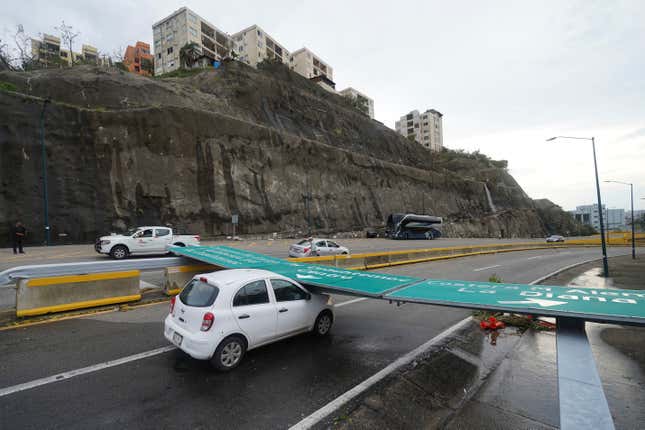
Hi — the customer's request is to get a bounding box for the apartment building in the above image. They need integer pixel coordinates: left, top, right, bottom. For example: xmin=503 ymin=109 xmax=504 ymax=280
xmin=31 ymin=34 xmax=102 ymax=66
xmin=152 ymin=7 xmax=234 ymax=75
xmin=394 ymin=109 xmax=444 ymax=151
xmin=290 ymin=47 xmax=335 ymax=91
xmin=123 ymin=41 xmax=153 ymax=76
xmin=570 ymin=204 xmax=626 ymax=231
xmin=339 ymin=87 xmax=374 ymax=118
xmin=232 ymin=25 xmax=289 ymax=67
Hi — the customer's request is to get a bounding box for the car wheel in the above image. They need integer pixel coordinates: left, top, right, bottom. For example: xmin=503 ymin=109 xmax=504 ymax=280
xmin=173 ymin=242 xmax=186 ymax=247
xmin=110 ymin=245 xmax=128 ymax=260
xmin=341 ymin=251 xmax=348 ymax=255
xmin=313 ymin=311 xmax=333 ymax=336
xmin=211 ymin=336 xmax=246 ymax=371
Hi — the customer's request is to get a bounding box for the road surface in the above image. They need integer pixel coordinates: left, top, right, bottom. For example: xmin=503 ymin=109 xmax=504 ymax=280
xmin=0 ymin=247 xmax=629 ymax=429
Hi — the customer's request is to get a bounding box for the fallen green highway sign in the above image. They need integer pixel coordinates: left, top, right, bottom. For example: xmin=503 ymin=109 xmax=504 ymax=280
xmin=386 ymin=280 xmax=645 ymax=325
xmin=171 ymin=246 xmax=645 ymax=325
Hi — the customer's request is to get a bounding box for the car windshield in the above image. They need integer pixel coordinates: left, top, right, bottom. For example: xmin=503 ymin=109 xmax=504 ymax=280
xmin=179 ymin=279 xmax=219 ymax=307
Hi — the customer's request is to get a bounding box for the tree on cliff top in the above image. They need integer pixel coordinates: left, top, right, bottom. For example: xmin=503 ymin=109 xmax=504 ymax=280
xmin=55 ymin=21 xmax=79 ymax=66
xmin=179 ymin=43 xmax=200 ymax=69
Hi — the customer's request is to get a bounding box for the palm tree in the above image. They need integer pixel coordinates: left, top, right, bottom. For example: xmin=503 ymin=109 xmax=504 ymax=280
xmin=179 ymin=43 xmax=200 ymax=69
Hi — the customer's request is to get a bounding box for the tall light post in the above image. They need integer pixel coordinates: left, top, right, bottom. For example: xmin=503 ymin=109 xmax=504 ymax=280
xmin=40 ymin=99 xmax=51 ymax=246
xmin=546 ymin=136 xmax=609 ymax=276
xmin=604 ymin=180 xmax=635 ymax=259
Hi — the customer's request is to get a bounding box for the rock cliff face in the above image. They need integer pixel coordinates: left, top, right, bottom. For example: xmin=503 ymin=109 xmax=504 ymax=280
xmin=0 ymin=62 xmax=587 ymax=245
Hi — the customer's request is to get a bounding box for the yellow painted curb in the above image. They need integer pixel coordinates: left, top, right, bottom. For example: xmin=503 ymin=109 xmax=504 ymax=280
xmin=27 ymin=270 xmax=140 ymax=287
xmin=166 ymin=264 xmax=217 ymax=274
xmin=16 ymin=294 xmax=142 ymax=317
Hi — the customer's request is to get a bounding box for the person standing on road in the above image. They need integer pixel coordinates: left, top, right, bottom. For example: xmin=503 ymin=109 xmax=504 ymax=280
xmin=12 ymin=221 xmax=26 ymax=254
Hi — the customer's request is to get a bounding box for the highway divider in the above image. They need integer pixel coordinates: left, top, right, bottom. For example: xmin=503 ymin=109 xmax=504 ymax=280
xmin=163 ymin=264 xmax=219 ymax=295
xmin=288 ymin=241 xmax=608 ymax=270
xmin=16 ymin=270 xmax=141 ymax=317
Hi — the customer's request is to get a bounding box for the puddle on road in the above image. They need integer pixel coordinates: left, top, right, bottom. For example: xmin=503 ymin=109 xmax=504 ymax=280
xmin=567 ymin=267 xmax=613 ymax=289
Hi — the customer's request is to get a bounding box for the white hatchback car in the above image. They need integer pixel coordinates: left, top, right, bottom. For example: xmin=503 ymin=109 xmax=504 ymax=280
xmin=164 ymin=269 xmax=334 ymax=371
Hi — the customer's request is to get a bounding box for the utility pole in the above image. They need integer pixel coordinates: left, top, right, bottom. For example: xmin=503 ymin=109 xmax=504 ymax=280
xmin=40 ymin=99 xmax=51 ymax=246
xmin=547 ymin=136 xmax=609 ymax=276
xmin=302 ymin=177 xmax=312 ymax=236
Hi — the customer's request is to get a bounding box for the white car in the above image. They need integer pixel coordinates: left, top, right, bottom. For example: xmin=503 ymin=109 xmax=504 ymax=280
xmin=546 ymin=235 xmax=565 ymax=243
xmin=95 ymin=226 xmax=200 ymax=259
xmin=288 ymin=238 xmax=350 ymax=257
xmin=164 ymin=269 xmax=334 ymax=371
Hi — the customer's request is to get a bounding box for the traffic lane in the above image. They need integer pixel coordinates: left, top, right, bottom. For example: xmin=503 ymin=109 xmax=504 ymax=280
xmin=0 ymin=304 xmax=171 ymax=388
xmin=0 ymin=237 xmax=556 ymax=270
xmin=376 ymin=247 xmax=630 ymax=284
xmin=0 ymin=300 xmax=469 ymax=429
xmin=0 ymin=247 xmax=621 ymax=389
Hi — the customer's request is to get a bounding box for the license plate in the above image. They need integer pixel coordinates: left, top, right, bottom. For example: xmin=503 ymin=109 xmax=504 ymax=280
xmin=172 ymin=332 xmax=183 ymax=346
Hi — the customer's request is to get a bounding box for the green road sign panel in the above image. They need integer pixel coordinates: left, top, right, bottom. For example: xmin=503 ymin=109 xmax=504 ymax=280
xmin=386 ymin=279 xmax=645 ymax=325
xmin=172 ymin=246 xmax=645 ymax=325
xmin=172 ymin=245 xmax=287 ymax=268
xmin=171 ymin=246 xmax=418 ymax=296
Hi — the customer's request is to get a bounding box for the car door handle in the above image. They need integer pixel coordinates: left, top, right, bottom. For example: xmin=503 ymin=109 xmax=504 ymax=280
xmin=279 ymin=308 xmax=288 ymax=313
xmin=238 ymin=314 xmax=250 ymax=319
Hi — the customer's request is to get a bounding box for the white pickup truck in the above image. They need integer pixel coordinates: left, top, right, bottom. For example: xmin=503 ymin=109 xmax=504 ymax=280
xmin=95 ymin=226 xmax=201 ymax=259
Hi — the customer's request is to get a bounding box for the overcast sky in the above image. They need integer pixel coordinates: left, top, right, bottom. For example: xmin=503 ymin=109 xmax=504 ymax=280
xmin=3 ymin=1 xmax=644 ymax=212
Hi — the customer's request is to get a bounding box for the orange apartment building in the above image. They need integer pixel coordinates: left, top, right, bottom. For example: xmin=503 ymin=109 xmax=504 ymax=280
xmin=123 ymin=41 xmax=153 ymax=76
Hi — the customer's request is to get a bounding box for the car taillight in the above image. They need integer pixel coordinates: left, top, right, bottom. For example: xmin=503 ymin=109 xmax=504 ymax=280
xmin=304 ymin=247 xmax=310 ymax=253
xmin=201 ymin=312 xmax=214 ymax=331
xmin=170 ymin=296 xmax=176 ymax=315
xmin=194 ymin=235 xmax=201 ymax=241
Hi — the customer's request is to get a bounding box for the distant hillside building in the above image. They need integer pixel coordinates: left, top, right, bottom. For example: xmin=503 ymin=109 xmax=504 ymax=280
xmin=232 ymin=25 xmax=290 ymax=68
xmin=570 ymin=204 xmax=626 ymax=231
xmin=394 ymin=109 xmax=443 ymax=151
xmin=123 ymin=41 xmax=153 ymax=76
xmin=152 ymin=7 xmax=234 ymax=75
xmin=339 ymin=87 xmax=375 ymax=118
xmin=290 ymin=47 xmax=335 ymax=92
xmin=31 ymin=34 xmax=103 ymax=66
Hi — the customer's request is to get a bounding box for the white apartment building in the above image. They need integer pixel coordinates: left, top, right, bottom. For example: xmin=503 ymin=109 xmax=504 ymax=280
xmin=232 ymin=25 xmax=290 ymax=67
xmin=289 ymin=47 xmax=335 ymax=92
xmin=152 ymin=7 xmax=234 ymax=75
xmin=394 ymin=109 xmax=444 ymax=151
xmin=570 ymin=204 xmax=626 ymax=231
xmin=339 ymin=87 xmax=375 ymax=118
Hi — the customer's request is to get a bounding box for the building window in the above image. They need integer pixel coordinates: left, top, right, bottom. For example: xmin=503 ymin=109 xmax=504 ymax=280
xmin=167 ymin=47 xmax=173 ymax=54
xmin=257 ymin=29 xmax=262 ymax=37
xmin=414 ymin=124 xmax=419 ymax=128
xmin=157 ymin=53 xmax=161 ymax=59
xmin=189 ymin=27 xmax=198 ymax=37
xmin=166 ymin=34 xmax=173 ymax=42
xmin=407 ymin=128 xmax=413 ymax=134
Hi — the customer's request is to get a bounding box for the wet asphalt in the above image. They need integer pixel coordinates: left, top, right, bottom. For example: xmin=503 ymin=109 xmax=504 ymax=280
xmin=0 ymin=247 xmax=631 ymax=429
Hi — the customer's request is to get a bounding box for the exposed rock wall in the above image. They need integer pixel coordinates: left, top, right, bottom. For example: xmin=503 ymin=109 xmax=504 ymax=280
xmin=0 ymin=63 xmax=586 ymax=245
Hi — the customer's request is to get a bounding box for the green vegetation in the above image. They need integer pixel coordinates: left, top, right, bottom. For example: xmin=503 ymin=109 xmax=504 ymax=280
xmin=0 ymin=81 xmax=17 ymax=92
xmin=179 ymin=42 xmax=201 ymax=69
xmin=488 ymin=273 xmax=502 ymax=283
xmin=154 ymin=68 xmax=205 ymax=79
xmin=141 ymin=58 xmax=154 ymax=74
xmin=343 ymin=94 xmax=369 ymax=116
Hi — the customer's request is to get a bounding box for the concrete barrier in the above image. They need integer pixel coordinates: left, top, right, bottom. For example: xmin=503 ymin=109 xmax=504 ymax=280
xmin=16 ymin=270 xmax=141 ymax=317
xmin=163 ymin=264 xmax=219 ymax=296
xmin=288 ymin=242 xmax=584 ymax=270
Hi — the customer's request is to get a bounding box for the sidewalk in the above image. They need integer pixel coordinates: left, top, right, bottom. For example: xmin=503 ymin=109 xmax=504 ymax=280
xmin=329 ymin=255 xmax=645 ymax=429
xmin=445 ymin=255 xmax=645 ymax=430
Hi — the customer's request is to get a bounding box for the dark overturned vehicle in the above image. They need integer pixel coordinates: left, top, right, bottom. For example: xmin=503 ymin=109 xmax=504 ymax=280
xmin=385 ymin=213 xmax=443 ymax=240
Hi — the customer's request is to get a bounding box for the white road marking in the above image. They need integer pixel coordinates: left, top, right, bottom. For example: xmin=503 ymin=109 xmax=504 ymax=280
xmin=0 ymin=345 xmax=176 ymax=398
xmin=473 ymin=264 xmax=501 ymax=272
xmin=289 ymin=317 xmax=474 ymax=430
xmin=526 ymin=255 xmax=543 ymax=260
xmin=334 ymin=298 xmax=367 ymax=308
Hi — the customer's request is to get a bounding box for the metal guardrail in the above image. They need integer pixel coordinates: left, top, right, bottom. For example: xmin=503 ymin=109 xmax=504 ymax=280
xmin=0 ymin=257 xmax=193 ymax=286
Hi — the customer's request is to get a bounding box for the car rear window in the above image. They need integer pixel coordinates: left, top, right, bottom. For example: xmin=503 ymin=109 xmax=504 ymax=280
xmin=297 ymin=240 xmax=311 ymax=245
xmin=179 ymin=279 xmax=219 ymax=307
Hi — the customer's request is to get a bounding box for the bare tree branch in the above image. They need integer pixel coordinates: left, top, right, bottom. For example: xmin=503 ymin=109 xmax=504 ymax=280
xmin=55 ymin=21 xmax=79 ymax=65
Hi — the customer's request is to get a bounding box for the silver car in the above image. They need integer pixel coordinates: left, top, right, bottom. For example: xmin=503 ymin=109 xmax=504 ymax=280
xmin=288 ymin=238 xmax=350 ymax=257
xmin=546 ymin=235 xmax=565 ymax=243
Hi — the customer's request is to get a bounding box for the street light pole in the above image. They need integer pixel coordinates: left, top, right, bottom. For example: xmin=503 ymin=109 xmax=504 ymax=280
xmin=40 ymin=99 xmax=51 ymax=246
xmin=605 ymin=180 xmax=635 ymax=259
xmin=546 ymin=136 xmax=609 ymax=276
